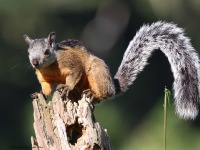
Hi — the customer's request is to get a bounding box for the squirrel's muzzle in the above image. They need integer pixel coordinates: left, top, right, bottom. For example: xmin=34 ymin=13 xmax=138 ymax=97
xmin=32 ymin=59 xmax=39 ymax=67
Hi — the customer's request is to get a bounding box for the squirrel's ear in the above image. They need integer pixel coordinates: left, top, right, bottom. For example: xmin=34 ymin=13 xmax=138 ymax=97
xmin=24 ymin=34 xmax=33 ymax=45
xmin=48 ymin=32 xmax=56 ymax=47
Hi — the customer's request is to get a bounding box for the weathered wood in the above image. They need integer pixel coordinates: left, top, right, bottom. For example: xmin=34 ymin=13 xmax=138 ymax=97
xmin=31 ymin=91 xmax=112 ymax=150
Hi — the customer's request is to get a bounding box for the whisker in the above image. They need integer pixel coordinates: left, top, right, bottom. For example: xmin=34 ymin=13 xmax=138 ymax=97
xmin=9 ymin=63 xmax=24 ymax=70
xmin=26 ymin=64 xmax=33 ymax=72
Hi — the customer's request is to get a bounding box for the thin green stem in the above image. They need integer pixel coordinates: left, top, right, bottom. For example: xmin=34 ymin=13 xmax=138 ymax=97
xmin=163 ymin=87 xmax=171 ymax=150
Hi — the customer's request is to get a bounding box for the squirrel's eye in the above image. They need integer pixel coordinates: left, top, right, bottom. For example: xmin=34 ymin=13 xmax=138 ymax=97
xmin=44 ymin=49 xmax=50 ymax=55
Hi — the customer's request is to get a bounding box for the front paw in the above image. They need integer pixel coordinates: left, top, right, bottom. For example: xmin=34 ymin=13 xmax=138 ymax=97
xmin=82 ymin=89 xmax=94 ymax=100
xmin=30 ymin=91 xmax=48 ymax=100
xmin=56 ymin=84 xmax=69 ymax=98
xmin=30 ymin=92 xmax=39 ymax=99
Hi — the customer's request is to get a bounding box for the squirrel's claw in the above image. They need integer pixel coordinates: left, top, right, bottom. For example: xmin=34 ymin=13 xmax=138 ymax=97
xmin=30 ymin=91 xmax=48 ymax=100
xmin=82 ymin=89 xmax=94 ymax=100
xmin=30 ymin=92 xmax=39 ymax=99
xmin=82 ymin=89 xmax=95 ymax=111
xmin=56 ymin=84 xmax=69 ymax=98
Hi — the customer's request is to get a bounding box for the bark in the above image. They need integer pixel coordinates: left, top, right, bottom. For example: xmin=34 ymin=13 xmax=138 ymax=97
xmin=31 ymin=92 xmax=112 ymax=150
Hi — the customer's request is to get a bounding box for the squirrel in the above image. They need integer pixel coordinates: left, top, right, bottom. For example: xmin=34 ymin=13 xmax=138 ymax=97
xmin=24 ymin=21 xmax=200 ymax=120
xmin=24 ymin=33 xmax=115 ymax=101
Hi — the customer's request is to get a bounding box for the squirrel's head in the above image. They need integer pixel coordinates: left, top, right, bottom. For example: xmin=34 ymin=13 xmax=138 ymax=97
xmin=24 ymin=32 xmax=57 ymax=69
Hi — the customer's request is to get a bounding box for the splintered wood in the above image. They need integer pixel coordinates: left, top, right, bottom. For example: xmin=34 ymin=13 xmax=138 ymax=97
xmin=31 ymin=92 xmax=112 ymax=150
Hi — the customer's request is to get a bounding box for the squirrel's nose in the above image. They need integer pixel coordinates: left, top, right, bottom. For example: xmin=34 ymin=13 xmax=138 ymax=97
xmin=32 ymin=59 xmax=39 ymax=67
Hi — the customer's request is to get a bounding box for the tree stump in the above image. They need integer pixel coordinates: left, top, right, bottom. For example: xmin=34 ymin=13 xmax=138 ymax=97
xmin=31 ymin=91 xmax=112 ymax=150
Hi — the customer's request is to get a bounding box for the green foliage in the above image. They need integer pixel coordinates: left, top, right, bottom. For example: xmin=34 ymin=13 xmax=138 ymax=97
xmin=119 ymin=99 xmax=200 ymax=150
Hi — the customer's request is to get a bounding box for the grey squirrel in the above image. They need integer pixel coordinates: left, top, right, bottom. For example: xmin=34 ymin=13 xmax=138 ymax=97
xmin=24 ymin=21 xmax=200 ymax=120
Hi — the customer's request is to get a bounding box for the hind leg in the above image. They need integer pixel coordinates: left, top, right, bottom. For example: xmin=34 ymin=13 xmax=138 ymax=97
xmin=87 ymin=57 xmax=115 ymax=102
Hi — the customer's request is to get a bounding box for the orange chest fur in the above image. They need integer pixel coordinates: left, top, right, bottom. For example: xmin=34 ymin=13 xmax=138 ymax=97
xmin=35 ymin=63 xmax=66 ymax=84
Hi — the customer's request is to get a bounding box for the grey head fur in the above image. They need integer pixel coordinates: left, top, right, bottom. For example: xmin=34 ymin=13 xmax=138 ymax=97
xmin=114 ymin=21 xmax=200 ymax=120
xmin=24 ymin=32 xmax=57 ymax=68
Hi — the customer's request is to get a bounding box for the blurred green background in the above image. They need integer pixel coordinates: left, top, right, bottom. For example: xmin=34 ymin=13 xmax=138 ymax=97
xmin=1 ymin=0 xmax=200 ymax=149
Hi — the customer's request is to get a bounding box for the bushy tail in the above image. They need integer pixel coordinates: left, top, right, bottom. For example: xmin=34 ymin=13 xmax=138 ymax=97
xmin=114 ymin=21 xmax=200 ymax=119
